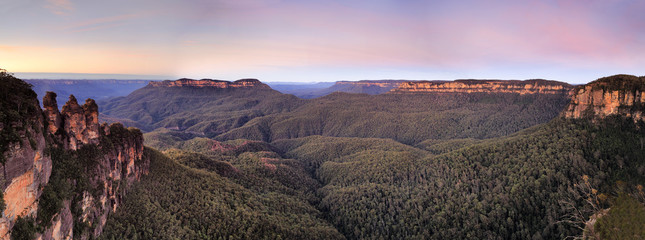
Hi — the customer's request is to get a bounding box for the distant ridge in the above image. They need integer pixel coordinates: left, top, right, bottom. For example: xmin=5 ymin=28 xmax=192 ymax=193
xmin=390 ymin=79 xmax=573 ymax=95
xmin=270 ymin=79 xmax=574 ymax=98
xmin=149 ymin=78 xmax=270 ymax=89
xmin=26 ymin=79 xmax=151 ymax=106
xmin=282 ymin=79 xmax=415 ymax=98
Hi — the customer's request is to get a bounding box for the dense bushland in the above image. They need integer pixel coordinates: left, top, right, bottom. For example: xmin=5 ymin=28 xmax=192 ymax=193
xmin=100 ymin=147 xmax=343 ymax=240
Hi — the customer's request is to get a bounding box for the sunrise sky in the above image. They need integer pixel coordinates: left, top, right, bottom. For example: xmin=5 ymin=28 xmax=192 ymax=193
xmin=1 ymin=0 xmax=643 ymax=83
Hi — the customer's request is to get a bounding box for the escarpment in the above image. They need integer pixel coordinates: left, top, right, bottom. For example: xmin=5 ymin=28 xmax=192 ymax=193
xmin=0 ymin=76 xmax=51 ymax=240
xmin=391 ymin=79 xmax=573 ymax=95
xmin=149 ymin=78 xmax=271 ymax=89
xmin=0 ymin=75 xmax=149 ymax=239
xmin=564 ymin=75 xmax=645 ymax=121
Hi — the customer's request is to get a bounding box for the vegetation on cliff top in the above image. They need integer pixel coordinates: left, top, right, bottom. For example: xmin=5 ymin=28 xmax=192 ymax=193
xmin=584 ymin=74 xmax=645 ymax=92
xmin=412 ymin=79 xmax=572 ymax=87
xmin=0 ymin=69 xmax=40 ymax=165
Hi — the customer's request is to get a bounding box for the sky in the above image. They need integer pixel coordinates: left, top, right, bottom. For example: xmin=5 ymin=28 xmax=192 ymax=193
xmin=1 ymin=0 xmax=644 ymax=84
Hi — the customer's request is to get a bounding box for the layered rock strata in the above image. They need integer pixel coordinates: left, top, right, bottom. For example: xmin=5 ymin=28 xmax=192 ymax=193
xmin=564 ymin=75 xmax=645 ymax=121
xmin=391 ymin=79 xmax=573 ymax=95
xmin=149 ymin=78 xmax=270 ymax=89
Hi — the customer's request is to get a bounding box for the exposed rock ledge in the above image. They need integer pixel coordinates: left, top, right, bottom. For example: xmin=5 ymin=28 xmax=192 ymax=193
xmin=564 ymin=75 xmax=645 ymax=121
xmin=390 ymin=79 xmax=573 ymax=95
xmin=149 ymin=78 xmax=270 ymax=89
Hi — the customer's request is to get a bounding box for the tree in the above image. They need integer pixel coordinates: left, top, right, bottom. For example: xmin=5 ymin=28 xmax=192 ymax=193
xmin=559 ymin=175 xmax=608 ymax=239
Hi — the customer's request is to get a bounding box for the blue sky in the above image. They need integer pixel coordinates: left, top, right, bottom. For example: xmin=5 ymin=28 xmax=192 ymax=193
xmin=1 ymin=0 xmax=644 ymax=83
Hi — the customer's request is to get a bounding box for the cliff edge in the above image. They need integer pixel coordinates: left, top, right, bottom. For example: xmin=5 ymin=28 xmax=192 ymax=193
xmin=390 ymin=79 xmax=573 ymax=95
xmin=149 ymin=78 xmax=271 ymax=89
xmin=564 ymin=74 xmax=645 ymax=121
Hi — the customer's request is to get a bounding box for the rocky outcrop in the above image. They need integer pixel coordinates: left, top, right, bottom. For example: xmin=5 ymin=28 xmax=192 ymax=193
xmin=58 ymin=96 xmax=100 ymax=150
xmin=1 ymin=75 xmax=149 ymax=239
xmin=149 ymin=78 xmax=271 ymax=89
xmin=65 ymin=122 xmax=147 ymax=239
xmin=564 ymin=75 xmax=645 ymax=121
xmin=390 ymin=79 xmax=573 ymax=95
xmin=42 ymin=92 xmax=62 ymax=135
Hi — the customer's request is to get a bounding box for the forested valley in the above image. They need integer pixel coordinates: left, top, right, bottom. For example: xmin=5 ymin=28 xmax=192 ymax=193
xmin=99 ymin=115 xmax=645 ymax=239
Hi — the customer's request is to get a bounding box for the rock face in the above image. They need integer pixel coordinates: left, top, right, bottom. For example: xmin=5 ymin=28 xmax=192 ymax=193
xmin=42 ymin=92 xmax=62 ymax=135
xmin=56 ymin=95 xmax=100 ymax=150
xmin=149 ymin=78 xmax=271 ymax=89
xmin=391 ymin=79 xmax=573 ymax=95
xmin=0 ymin=113 xmax=51 ymax=239
xmin=0 ymin=76 xmax=149 ymax=239
xmin=564 ymin=75 xmax=645 ymax=121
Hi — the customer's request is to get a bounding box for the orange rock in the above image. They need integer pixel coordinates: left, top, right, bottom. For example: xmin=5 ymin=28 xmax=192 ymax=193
xmin=391 ymin=79 xmax=572 ymax=95
xmin=564 ymin=75 xmax=645 ymax=121
xmin=149 ymin=78 xmax=270 ymax=89
xmin=3 ymin=170 xmax=36 ymax=220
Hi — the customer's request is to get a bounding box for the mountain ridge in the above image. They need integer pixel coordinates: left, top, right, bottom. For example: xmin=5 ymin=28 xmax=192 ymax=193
xmin=390 ymin=79 xmax=574 ymax=94
xmin=148 ymin=78 xmax=270 ymax=89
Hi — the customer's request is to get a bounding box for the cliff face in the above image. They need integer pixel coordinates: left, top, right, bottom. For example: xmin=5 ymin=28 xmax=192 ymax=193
xmin=0 ymin=83 xmax=51 ymax=239
xmin=1 ymin=77 xmax=149 ymax=239
xmin=391 ymin=79 xmax=573 ymax=95
xmin=48 ymin=122 xmax=146 ymax=239
xmin=149 ymin=78 xmax=271 ymax=89
xmin=56 ymin=95 xmax=100 ymax=150
xmin=564 ymin=75 xmax=645 ymax=121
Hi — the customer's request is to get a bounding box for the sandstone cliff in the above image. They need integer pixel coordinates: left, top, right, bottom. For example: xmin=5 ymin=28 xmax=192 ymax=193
xmin=0 ymin=74 xmax=149 ymax=239
xmin=390 ymin=79 xmax=573 ymax=95
xmin=564 ymin=75 xmax=645 ymax=121
xmin=0 ymin=76 xmax=51 ymax=240
xmin=149 ymin=78 xmax=271 ymax=89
